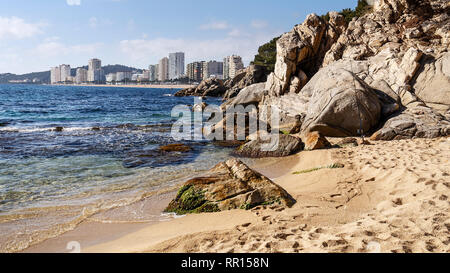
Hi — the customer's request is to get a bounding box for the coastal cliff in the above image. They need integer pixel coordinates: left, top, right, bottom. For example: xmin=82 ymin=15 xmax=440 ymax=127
xmin=210 ymin=0 xmax=450 ymax=141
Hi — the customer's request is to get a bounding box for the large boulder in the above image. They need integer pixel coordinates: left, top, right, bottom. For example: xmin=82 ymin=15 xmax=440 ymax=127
xmin=234 ymin=134 xmax=304 ymax=158
xmin=300 ymin=68 xmax=382 ymax=137
xmin=165 ymin=158 xmax=295 ymax=214
xmin=222 ymin=83 xmax=267 ymax=110
xmin=267 ymin=14 xmax=329 ymax=97
xmin=413 ymin=52 xmax=450 ymax=113
xmin=175 ymin=78 xmax=226 ymax=97
xmin=223 ymin=65 xmax=268 ymax=99
xmin=370 ymin=105 xmax=450 ymax=140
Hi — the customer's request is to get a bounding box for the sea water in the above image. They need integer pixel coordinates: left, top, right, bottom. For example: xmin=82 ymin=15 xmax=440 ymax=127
xmin=0 ymin=84 xmax=233 ymax=252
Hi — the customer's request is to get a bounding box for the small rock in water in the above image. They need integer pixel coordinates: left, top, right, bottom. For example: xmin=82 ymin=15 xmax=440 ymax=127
xmin=54 ymin=127 xmax=64 ymax=132
xmin=159 ymin=144 xmax=191 ymax=153
xmin=0 ymin=121 xmax=10 ymax=127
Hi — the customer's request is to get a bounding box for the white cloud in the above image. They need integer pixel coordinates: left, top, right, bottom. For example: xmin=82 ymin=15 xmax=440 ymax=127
xmin=34 ymin=40 xmax=103 ymax=57
xmin=0 ymin=16 xmax=45 ymax=40
xmin=228 ymin=28 xmax=247 ymax=37
xmin=251 ymin=20 xmax=268 ymax=29
xmin=118 ymin=32 xmax=277 ymax=68
xmin=88 ymin=17 xmax=113 ymax=28
xmin=0 ymin=40 xmax=104 ymax=74
xmin=199 ymin=21 xmax=230 ymax=30
xmin=66 ymin=0 xmax=81 ymax=6
xmin=89 ymin=17 xmax=98 ymax=28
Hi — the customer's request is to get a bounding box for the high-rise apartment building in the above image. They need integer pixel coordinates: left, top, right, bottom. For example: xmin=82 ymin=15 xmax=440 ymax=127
xmin=203 ymin=61 xmax=223 ymax=79
xmin=158 ymin=57 xmax=169 ymax=82
xmin=168 ymin=52 xmax=185 ymax=80
xmin=88 ymin=58 xmax=104 ymax=83
xmin=59 ymin=64 xmax=71 ymax=82
xmin=106 ymin=73 xmax=117 ymax=83
xmin=148 ymin=65 xmax=157 ymax=81
xmin=88 ymin=58 xmax=101 ymax=71
xmin=75 ymin=68 xmax=88 ymax=84
xmin=116 ymin=72 xmax=132 ymax=82
xmin=223 ymin=55 xmax=244 ymax=80
xmin=51 ymin=66 xmax=61 ymax=84
xmin=186 ymin=61 xmax=204 ymax=82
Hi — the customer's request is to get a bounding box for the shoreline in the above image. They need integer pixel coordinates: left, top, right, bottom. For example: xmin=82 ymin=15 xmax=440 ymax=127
xmin=49 ymin=84 xmax=195 ymax=89
xmin=23 ymin=137 xmax=450 ymax=253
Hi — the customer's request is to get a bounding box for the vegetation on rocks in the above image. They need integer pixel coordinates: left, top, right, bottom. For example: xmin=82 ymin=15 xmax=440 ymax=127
xmin=321 ymin=0 xmax=372 ymax=23
xmin=165 ymin=185 xmax=220 ymax=215
xmin=164 ymin=159 xmax=295 ymax=215
xmin=252 ymin=36 xmax=280 ymax=73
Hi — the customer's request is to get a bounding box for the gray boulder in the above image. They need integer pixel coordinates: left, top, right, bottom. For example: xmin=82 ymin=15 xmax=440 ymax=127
xmin=223 ymin=65 xmax=268 ymax=100
xmin=222 ymin=83 xmax=267 ymax=110
xmin=175 ymin=78 xmax=226 ymax=97
xmin=235 ymin=134 xmax=304 ymax=158
xmin=371 ymin=105 xmax=450 ymax=140
xmin=413 ymin=52 xmax=450 ymax=114
xmin=300 ymin=68 xmax=382 ymax=137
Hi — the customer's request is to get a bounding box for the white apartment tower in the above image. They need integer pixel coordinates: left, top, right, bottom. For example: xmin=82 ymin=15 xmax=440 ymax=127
xmin=50 ymin=66 xmax=61 ymax=84
xmin=148 ymin=65 xmax=157 ymax=81
xmin=88 ymin=58 xmax=104 ymax=83
xmin=75 ymin=68 xmax=88 ymax=84
xmin=158 ymin=57 xmax=169 ymax=82
xmin=223 ymin=55 xmax=244 ymax=80
xmin=168 ymin=52 xmax=185 ymax=80
xmin=59 ymin=64 xmax=71 ymax=82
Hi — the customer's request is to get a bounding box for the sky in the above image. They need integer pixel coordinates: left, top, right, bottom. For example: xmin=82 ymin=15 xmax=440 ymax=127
xmin=0 ymin=0 xmax=357 ymax=74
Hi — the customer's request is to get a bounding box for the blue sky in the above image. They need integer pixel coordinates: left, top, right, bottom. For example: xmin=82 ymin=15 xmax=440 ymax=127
xmin=0 ymin=0 xmax=357 ymax=74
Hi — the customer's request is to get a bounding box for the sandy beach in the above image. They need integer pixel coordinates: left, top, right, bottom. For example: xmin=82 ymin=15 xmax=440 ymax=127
xmin=50 ymin=83 xmax=196 ymax=89
xmin=25 ymin=137 xmax=449 ymax=253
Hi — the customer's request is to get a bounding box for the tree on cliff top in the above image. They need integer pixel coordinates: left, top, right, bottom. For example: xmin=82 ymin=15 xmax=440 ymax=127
xmin=251 ymin=36 xmax=280 ymax=73
xmin=322 ymin=0 xmax=372 ymax=23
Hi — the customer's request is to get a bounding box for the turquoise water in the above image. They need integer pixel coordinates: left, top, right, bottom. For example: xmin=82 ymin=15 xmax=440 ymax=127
xmin=0 ymin=84 xmax=232 ymax=252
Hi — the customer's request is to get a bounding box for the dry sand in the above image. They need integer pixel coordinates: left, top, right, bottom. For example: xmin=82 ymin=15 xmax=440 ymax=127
xmin=80 ymin=137 xmax=449 ymax=253
xmin=24 ymin=137 xmax=449 ymax=253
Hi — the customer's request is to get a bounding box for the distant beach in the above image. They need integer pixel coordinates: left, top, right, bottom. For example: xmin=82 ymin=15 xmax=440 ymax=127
xmin=50 ymin=83 xmax=196 ymax=89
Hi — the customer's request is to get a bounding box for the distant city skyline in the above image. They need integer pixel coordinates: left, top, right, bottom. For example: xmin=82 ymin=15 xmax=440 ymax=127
xmin=49 ymin=51 xmax=244 ymax=84
xmin=0 ymin=0 xmax=357 ymax=74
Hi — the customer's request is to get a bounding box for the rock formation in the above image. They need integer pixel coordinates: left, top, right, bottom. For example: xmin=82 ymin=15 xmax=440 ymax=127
xmin=303 ymin=131 xmax=332 ymax=150
xmin=300 ymin=68 xmax=382 ymax=136
xmin=222 ymin=65 xmax=268 ymax=100
xmin=165 ymin=158 xmax=295 ymax=214
xmin=253 ymin=0 xmax=450 ymax=140
xmin=175 ymin=78 xmax=227 ymax=97
xmin=175 ymin=65 xmax=268 ymax=98
xmin=235 ymin=134 xmax=304 ymax=158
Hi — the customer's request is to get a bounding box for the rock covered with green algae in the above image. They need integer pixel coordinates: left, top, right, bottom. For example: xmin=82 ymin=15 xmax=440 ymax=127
xmin=165 ymin=158 xmax=295 ymax=215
